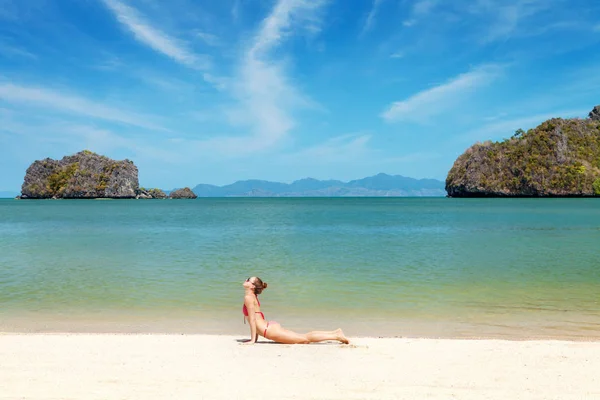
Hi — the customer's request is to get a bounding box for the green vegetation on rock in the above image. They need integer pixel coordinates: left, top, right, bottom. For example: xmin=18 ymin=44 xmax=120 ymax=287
xmin=446 ymin=107 xmax=600 ymax=197
xmin=47 ymin=163 xmax=79 ymax=197
xmin=148 ymin=188 xmax=167 ymax=198
xmin=137 ymin=187 xmax=168 ymax=199
xmin=594 ymin=178 xmax=600 ymax=196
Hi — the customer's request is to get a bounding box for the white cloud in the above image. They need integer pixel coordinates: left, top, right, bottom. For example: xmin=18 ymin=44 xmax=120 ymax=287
xmin=122 ymin=0 xmax=330 ymax=160
xmin=390 ymin=51 xmax=404 ymax=59
xmin=0 ymin=82 xmax=165 ymax=131
xmin=101 ymin=0 xmax=208 ymax=70
xmin=361 ymin=0 xmax=385 ymax=35
xmin=248 ymin=0 xmax=326 ymax=58
xmin=216 ymin=0 xmax=327 ymax=155
xmin=594 ymin=23 xmax=600 ymax=32
xmin=381 ymin=64 xmax=503 ymax=123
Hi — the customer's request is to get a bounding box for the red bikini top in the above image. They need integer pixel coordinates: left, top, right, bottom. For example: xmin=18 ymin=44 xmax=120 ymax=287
xmin=243 ymin=295 xmax=260 ymax=316
xmin=243 ymin=295 xmax=265 ymax=322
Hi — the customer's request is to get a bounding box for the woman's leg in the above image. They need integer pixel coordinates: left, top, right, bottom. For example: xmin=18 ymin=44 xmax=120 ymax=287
xmin=267 ymin=325 xmax=348 ymax=344
xmin=306 ymin=329 xmax=349 ymax=344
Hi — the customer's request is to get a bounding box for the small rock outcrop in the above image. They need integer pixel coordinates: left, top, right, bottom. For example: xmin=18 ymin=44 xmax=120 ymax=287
xmin=590 ymin=106 xmax=600 ymax=121
xmin=169 ymin=187 xmax=197 ymax=199
xmin=20 ymin=150 xmax=139 ymax=199
xmin=446 ymin=107 xmax=600 ymax=197
xmin=137 ymin=188 xmax=168 ymax=199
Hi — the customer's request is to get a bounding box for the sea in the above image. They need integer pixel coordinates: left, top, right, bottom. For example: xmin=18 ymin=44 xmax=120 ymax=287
xmin=0 ymin=198 xmax=599 ymax=340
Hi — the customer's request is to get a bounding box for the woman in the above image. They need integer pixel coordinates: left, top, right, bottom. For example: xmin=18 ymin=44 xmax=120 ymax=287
xmin=242 ymin=276 xmax=349 ymax=345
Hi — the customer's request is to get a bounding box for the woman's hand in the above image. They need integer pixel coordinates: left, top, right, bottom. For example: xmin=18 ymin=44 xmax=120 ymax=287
xmin=240 ymin=339 xmax=256 ymax=345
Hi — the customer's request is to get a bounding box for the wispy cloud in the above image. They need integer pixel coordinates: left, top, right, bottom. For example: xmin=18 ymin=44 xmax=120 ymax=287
xmin=101 ymin=0 xmax=208 ymax=69
xmin=217 ymin=0 xmax=327 ymax=154
xmin=0 ymin=43 xmax=37 ymax=59
xmin=91 ymin=54 xmax=122 ymax=71
xmin=594 ymin=23 xmax=600 ymax=32
xmin=248 ymin=0 xmax=326 ymax=58
xmin=4 ymin=116 xmax=181 ymax=166
xmin=471 ymin=0 xmax=549 ymax=43
xmin=0 ymin=82 xmax=165 ymax=130
xmin=362 ymin=0 xmax=385 ymax=35
xmin=390 ymin=51 xmax=404 ymax=59
xmin=283 ymin=134 xmax=372 ymax=163
xmin=382 ymin=64 xmax=503 ymax=123
xmin=232 ymin=0 xmax=242 ymax=22
xmin=136 ymin=72 xmax=189 ymax=92
xmin=460 ymin=109 xmax=588 ymax=143
xmin=195 ymin=31 xmax=220 ymax=47
xmin=403 ymin=0 xmax=438 ymax=27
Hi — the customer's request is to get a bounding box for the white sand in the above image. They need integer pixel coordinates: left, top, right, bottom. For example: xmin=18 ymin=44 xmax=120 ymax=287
xmin=1 ymin=334 xmax=599 ymax=400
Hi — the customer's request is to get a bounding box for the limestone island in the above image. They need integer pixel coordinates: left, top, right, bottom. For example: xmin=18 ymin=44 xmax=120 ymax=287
xmin=446 ymin=106 xmax=600 ymax=197
xmin=169 ymin=187 xmax=197 ymax=199
xmin=18 ymin=150 xmax=167 ymax=200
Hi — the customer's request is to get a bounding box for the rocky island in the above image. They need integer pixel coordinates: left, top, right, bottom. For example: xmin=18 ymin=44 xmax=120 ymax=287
xmin=137 ymin=188 xmax=168 ymax=199
xmin=20 ymin=151 xmax=139 ymax=199
xmin=169 ymin=187 xmax=197 ymax=199
xmin=446 ymin=106 xmax=600 ymax=197
xmin=19 ymin=151 xmax=168 ymax=199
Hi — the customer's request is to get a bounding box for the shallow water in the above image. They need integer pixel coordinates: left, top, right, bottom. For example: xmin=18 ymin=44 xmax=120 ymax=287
xmin=0 ymin=198 xmax=599 ymax=339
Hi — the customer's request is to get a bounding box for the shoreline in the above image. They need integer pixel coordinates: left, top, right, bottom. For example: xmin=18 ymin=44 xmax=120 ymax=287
xmin=0 ymin=316 xmax=600 ymax=342
xmin=2 ymin=331 xmax=600 ymax=342
xmin=2 ymin=310 xmax=600 ymax=342
xmin=2 ymin=333 xmax=599 ymax=399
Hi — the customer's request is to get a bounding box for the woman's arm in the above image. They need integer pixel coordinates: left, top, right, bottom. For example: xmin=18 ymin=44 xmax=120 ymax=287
xmin=243 ymin=295 xmax=258 ymax=344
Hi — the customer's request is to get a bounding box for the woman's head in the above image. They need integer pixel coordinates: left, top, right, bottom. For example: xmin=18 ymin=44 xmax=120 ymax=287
xmin=244 ymin=276 xmax=268 ymax=295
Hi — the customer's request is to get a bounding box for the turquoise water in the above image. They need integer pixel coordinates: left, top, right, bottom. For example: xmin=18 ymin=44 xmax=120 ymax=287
xmin=0 ymin=198 xmax=599 ymax=339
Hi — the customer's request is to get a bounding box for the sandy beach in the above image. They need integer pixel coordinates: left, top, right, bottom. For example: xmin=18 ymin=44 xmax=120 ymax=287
xmin=1 ymin=334 xmax=599 ymax=400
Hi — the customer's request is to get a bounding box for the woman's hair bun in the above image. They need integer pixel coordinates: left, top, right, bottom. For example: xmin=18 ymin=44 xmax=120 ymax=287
xmin=263 ymin=282 xmax=268 ymax=288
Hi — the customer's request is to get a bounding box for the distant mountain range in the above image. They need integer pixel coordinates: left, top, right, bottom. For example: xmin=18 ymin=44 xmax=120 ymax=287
xmin=3 ymin=174 xmax=446 ymax=198
xmin=191 ymin=173 xmax=446 ymax=197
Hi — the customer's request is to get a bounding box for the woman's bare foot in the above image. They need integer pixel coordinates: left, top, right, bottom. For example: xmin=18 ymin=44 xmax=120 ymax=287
xmin=336 ymin=328 xmax=349 ymax=344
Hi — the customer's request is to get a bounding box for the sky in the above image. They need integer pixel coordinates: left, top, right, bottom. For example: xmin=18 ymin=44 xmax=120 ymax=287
xmin=1 ymin=0 xmax=600 ymax=191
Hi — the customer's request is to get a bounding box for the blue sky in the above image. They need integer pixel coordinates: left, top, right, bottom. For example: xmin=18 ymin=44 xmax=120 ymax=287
xmin=1 ymin=0 xmax=599 ymax=190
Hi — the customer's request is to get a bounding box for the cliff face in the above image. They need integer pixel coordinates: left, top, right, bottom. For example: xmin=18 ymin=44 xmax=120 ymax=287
xmin=21 ymin=151 xmax=139 ymax=199
xmin=446 ymin=108 xmax=600 ymax=197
